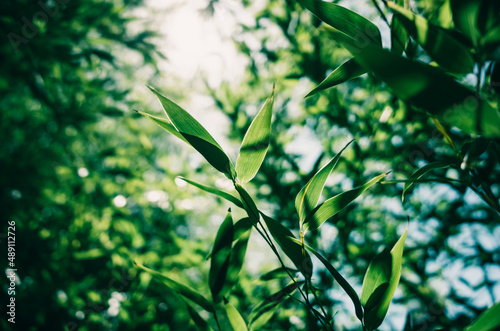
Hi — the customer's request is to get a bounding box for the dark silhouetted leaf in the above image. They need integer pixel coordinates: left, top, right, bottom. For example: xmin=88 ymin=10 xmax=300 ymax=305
xmin=260 ymin=267 xmax=299 ymax=281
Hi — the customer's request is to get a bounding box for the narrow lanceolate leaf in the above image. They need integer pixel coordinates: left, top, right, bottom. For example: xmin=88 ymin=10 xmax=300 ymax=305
xmin=148 ymin=86 xmax=236 ymax=179
xmin=134 ymin=262 xmax=214 ymax=313
xmin=235 ymin=183 xmax=261 ymax=226
xmin=390 ymin=0 xmax=408 ymax=55
xmin=225 ymin=302 xmax=248 ymax=331
xmin=451 ymin=0 xmax=482 ymax=48
xmin=362 ymin=229 xmax=407 ymax=331
xmin=248 ymin=281 xmax=303 ymax=331
xmin=135 ymin=110 xmax=189 ymax=144
xmin=262 ymin=214 xmax=313 ymax=279
xmin=177 ymin=177 xmax=244 ymax=209
xmin=209 ymin=209 xmax=234 ymax=302
xmin=206 ymin=217 xmax=252 ymax=260
xmin=259 ymin=267 xmax=299 ymax=281
xmin=305 ymin=59 xmax=366 ymax=97
xmin=303 ymin=172 xmax=388 ymax=232
xmin=464 ymin=302 xmax=500 ymax=331
xmin=298 ymin=0 xmax=382 ymax=46
xmin=236 ymin=89 xmax=274 ymax=183
xmin=296 ymin=140 xmax=353 ymax=223
xmin=387 ymin=1 xmax=474 ymax=74
xmin=324 ymin=26 xmax=500 ymax=137
xmin=291 ymin=237 xmax=363 ymax=321
xmin=184 ymin=299 xmax=212 ymax=331
xmin=402 ymin=162 xmax=449 ymax=201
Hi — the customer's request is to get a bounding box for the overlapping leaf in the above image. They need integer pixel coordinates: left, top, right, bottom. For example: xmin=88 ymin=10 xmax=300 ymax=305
xmin=295 ymin=140 xmax=353 ymax=223
xmin=262 ymin=214 xmax=313 ymax=279
xmin=184 ymin=299 xmax=212 ymax=331
xmin=134 ymin=262 xmax=214 ymax=313
xmin=324 ymin=27 xmax=500 ymax=137
xmin=236 ymin=89 xmax=274 ymax=183
xmin=135 ymin=110 xmax=189 ymax=144
xmin=390 ymin=0 xmax=409 ymax=55
xmin=402 ymin=161 xmax=450 ymax=201
xmin=303 ymin=172 xmax=388 ymax=232
xmin=209 ymin=209 xmax=234 ymax=302
xmin=387 ymin=1 xmax=474 ymax=74
xmin=361 ymin=229 xmax=407 ymax=331
xmin=225 ymin=302 xmax=248 ymax=331
xmin=177 ymin=176 xmax=244 ymax=209
xmin=148 ymin=86 xmax=236 ymax=178
xmin=235 ymin=183 xmax=261 ymax=225
xmin=305 ymin=59 xmax=365 ymax=97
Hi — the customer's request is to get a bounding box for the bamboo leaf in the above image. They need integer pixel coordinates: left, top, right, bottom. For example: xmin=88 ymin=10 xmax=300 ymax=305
xmin=135 ymin=110 xmax=189 ymax=144
xmin=451 ymin=0 xmax=482 ymax=48
xmin=148 ymin=86 xmax=236 ymax=178
xmin=305 ymin=59 xmax=366 ymax=97
xmin=184 ymin=299 xmax=212 ymax=331
xmin=390 ymin=0 xmax=408 ymax=55
xmin=291 ymin=238 xmax=363 ymax=321
xmin=295 ymin=140 xmax=353 ymax=223
xmin=324 ymin=26 xmax=500 ymax=137
xmin=362 ymin=229 xmax=407 ymax=331
xmin=236 ymin=88 xmax=274 ymax=183
xmin=209 ymin=209 xmax=234 ymax=302
xmin=225 ymin=302 xmax=248 ymax=331
xmin=134 ymin=262 xmax=214 ymax=313
xmin=298 ymin=0 xmax=382 ymax=46
xmin=464 ymin=302 xmax=500 ymax=331
xmin=248 ymin=281 xmax=303 ymax=330
xmin=360 ymin=250 xmax=392 ymax=306
xmin=260 ymin=267 xmax=299 ymax=281
xmin=207 ymin=218 xmax=252 ymax=260
xmin=402 ymin=161 xmax=449 ymax=201
xmin=303 ymin=172 xmax=388 ymax=232
xmin=177 ymin=176 xmax=244 ymax=209
xmin=387 ymin=1 xmax=474 ymax=74
xmin=262 ymin=214 xmax=313 ymax=279
xmin=235 ymin=183 xmax=261 ymax=226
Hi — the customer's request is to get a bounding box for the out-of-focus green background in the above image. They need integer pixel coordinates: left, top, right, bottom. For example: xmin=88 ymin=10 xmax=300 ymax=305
xmin=1 ymin=0 xmax=499 ymax=330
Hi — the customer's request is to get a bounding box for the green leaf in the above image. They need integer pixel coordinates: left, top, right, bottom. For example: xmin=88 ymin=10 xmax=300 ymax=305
xmin=236 ymin=88 xmax=274 ymax=183
xmin=177 ymin=176 xmax=244 ymax=209
xmin=248 ymin=281 xmax=303 ymax=330
xmin=148 ymin=86 xmax=236 ymax=179
xmin=390 ymin=0 xmax=409 ymax=55
xmin=303 ymin=172 xmax=388 ymax=232
xmin=362 ymin=229 xmax=407 ymax=331
xmin=305 ymin=59 xmax=366 ymax=97
xmin=451 ymin=0 xmax=482 ymax=48
xmin=262 ymin=214 xmax=313 ymax=279
xmin=206 ymin=217 xmax=252 ymax=260
xmin=134 ymin=262 xmax=214 ymax=313
xmin=135 ymin=110 xmax=189 ymax=144
xmin=402 ymin=161 xmax=449 ymax=201
xmin=292 ymin=238 xmax=363 ymax=321
xmin=184 ymin=299 xmax=212 ymax=331
xmin=298 ymin=0 xmax=382 ymax=46
xmin=464 ymin=302 xmax=500 ymax=331
xmin=360 ymin=250 xmax=392 ymax=306
xmin=324 ymin=26 xmax=500 ymax=137
xmin=210 ymin=209 xmax=234 ymax=302
xmin=234 ymin=183 xmax=261 ymax=226
xmin=387 ymin=1 xmax=474 ymax=74
xmin=225 ymin=302 xmax=248 ymax=331
xmin=295 ymin=140 xmax=353 ymax=223
xmin=259 ymin=267 xmax=299 ymax=281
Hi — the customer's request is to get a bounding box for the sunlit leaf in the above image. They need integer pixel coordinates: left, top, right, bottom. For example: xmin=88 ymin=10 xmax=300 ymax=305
xmin=295 ymin=140 xmax=353 ymax=223
xmin=324 ymin=26 xmax=500 ymax=137
xmin=236 ymin=88 xmax=274 ymax=183
xmin=262 ymin=214 xmax=313 ymax=279
xmin=303 ymin=172 xmax=388 ymax=232
xmin=464 ymin=302 xmax=500 ymax=331
xmin=390 ymin=0 xmax=409 ymax=55
xmin=135 ymin=110 xmax=189 ymax=144
xmin=177 ymin=176 xmax=244 ymax=209
xmin=305 ymin=59 xmax=365 ymax=97
xmin=362 ymin=229 xmax=407 ymax=331
xmin=225 ymin=302 xmax=248 ymax=331
xmin=148 ymin=86 xmax=236 ymax=178
xmin=402 ymin=161 xmax=449 ymax=201
xmin=387 ymin=1 xmax=474 ymax=74
xmin=134 ymin=262 xmax=214 ymax=313
xmin=209 ymin=209 xmax=234 ymax=302
xmin=291 ymin=238 xmax=363 ymax=321
xmin=298 ymin=0 xmax=382 ymax=45
xmin=248 ymin=281 xmax=303 ymax=330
